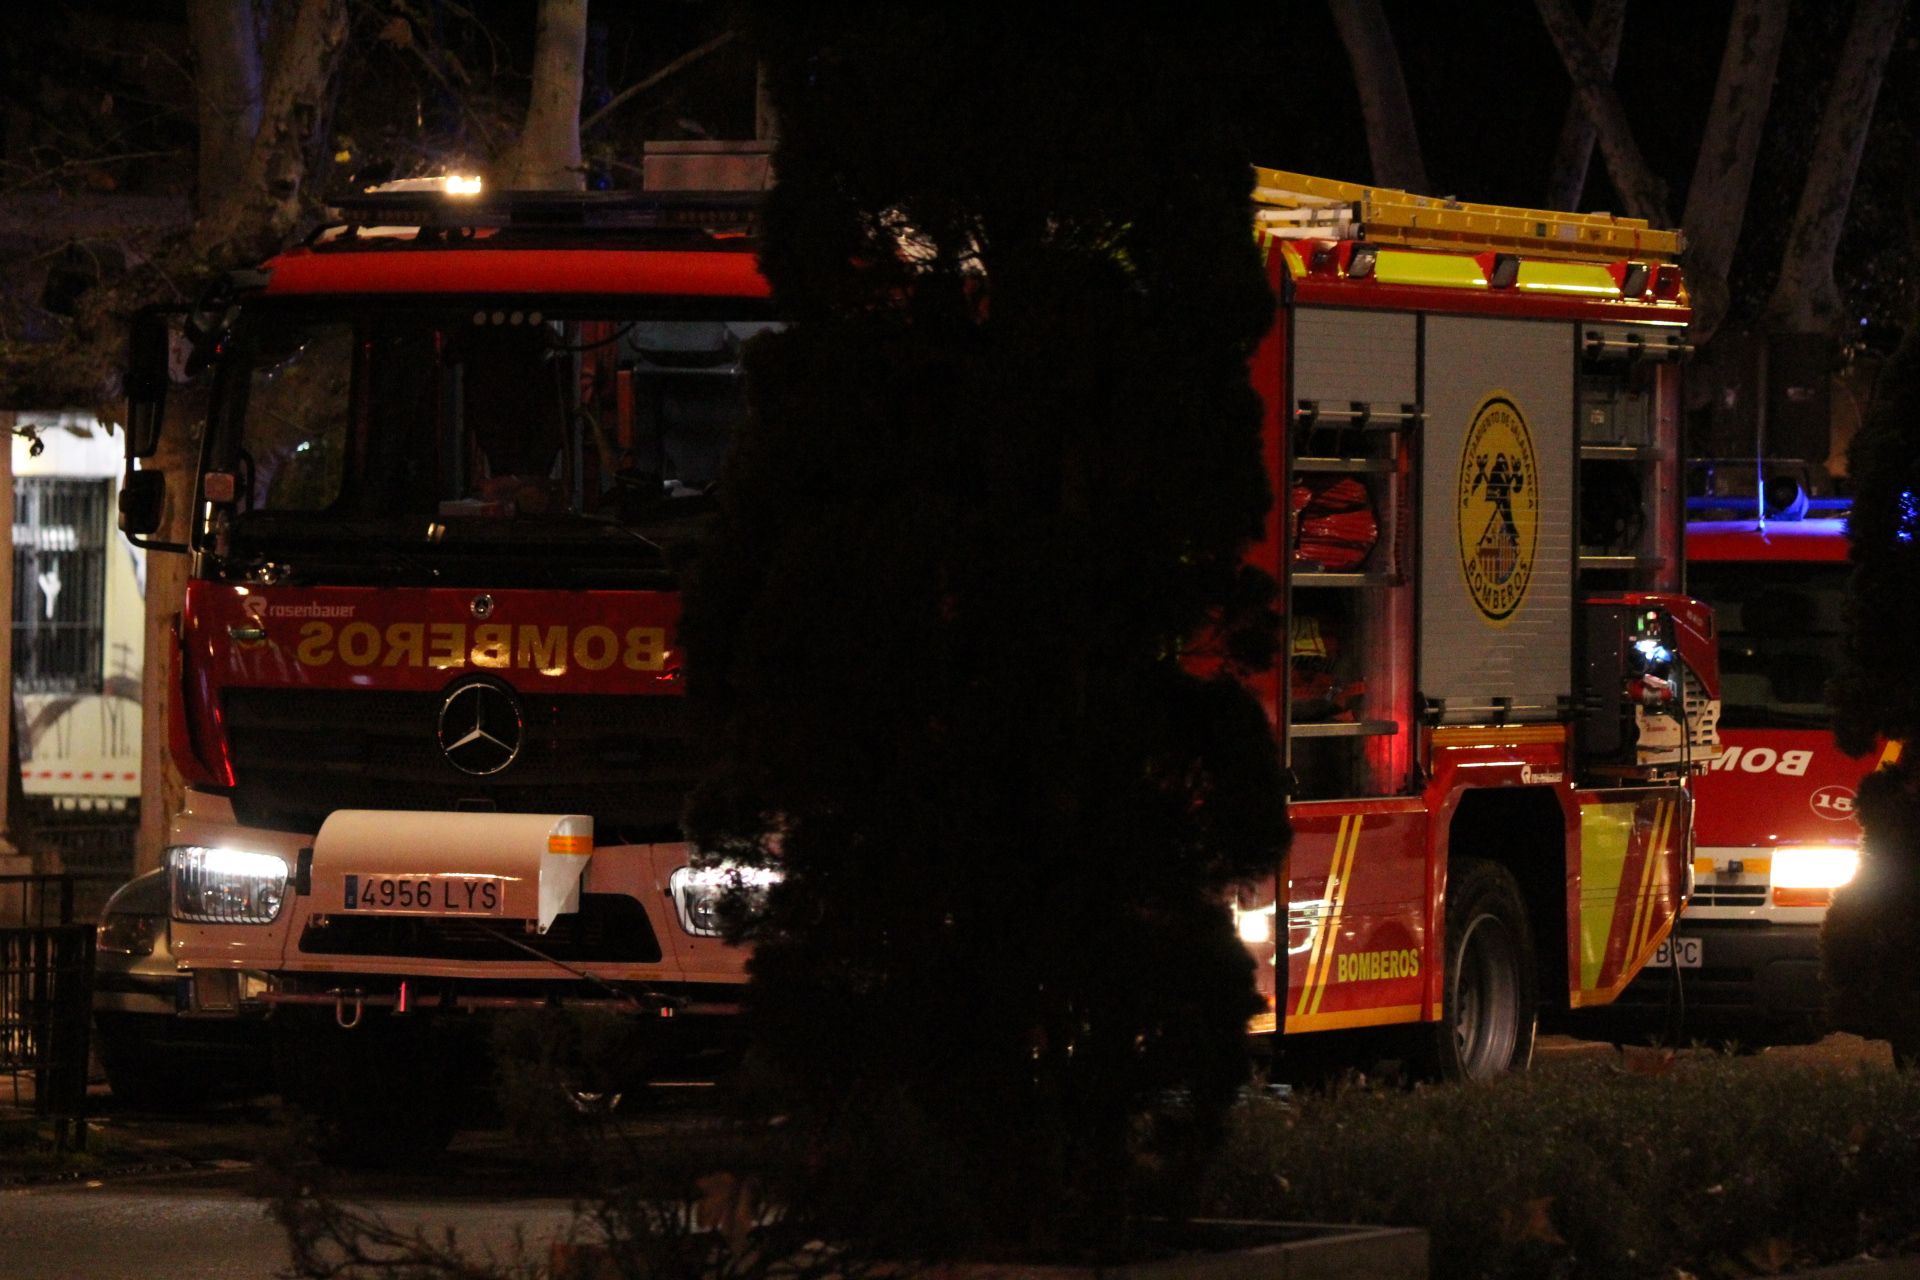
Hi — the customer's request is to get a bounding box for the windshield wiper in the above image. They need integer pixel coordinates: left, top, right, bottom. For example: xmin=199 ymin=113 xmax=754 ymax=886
xmin=525 ymin=510 xmax=670 ymax=560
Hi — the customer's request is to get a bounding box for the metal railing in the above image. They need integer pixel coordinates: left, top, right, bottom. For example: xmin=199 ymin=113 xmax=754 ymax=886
xmin=0 ymin=875 xmax=110 ymax=1150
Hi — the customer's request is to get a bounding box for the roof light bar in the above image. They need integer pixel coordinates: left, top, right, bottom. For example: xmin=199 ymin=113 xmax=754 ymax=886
xmin=324 ymin=189 xmax=762 ymax=233
xmin=367 ymin=174 xmax=485 ymax=196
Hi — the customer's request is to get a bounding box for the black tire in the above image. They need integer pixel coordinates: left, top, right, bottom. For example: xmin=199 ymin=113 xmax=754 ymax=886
xmin=274 ymin=1015 xmax=464 ymax=1167
xmin=99 ymin=1048 xmax=215 ymax=1111
xmin=1423 ymin=858 xmax=1538 ymax=1082
xmin=95 ymin=1013 xmax=260 ymax=1111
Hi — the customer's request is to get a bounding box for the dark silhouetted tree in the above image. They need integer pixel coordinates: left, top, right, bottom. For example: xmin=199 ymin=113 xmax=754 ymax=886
xmin=1825 ymin=315 xmax=1920 ymax=1062
xmin=683 ymin=10 xmax=1289 ymax=1259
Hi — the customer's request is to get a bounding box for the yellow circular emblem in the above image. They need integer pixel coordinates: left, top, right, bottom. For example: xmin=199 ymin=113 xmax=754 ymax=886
xmin=1456 ymin=392 xmax=1538 ymax=623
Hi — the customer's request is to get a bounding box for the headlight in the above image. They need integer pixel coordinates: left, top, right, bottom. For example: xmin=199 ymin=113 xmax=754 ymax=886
xmin=169 ymin=846 xmax=289 ymax=924
xmin=669 ymin=864 xmax=779 ymax=937
xmin=1771 ymin=845 xmax=1860 ymax=891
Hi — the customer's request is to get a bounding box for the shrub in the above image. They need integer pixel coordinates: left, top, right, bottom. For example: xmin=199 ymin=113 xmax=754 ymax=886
xmin=1206 ymin=1054 xmax=1920 ymax=1279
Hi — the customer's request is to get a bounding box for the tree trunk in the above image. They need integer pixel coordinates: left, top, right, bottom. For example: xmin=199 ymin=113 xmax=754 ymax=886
xmin=192 ymin=0 xmax=349 ymax=266
xmin=1543 ymin=0 xmax=1627 ymax=211
xmin=1534 ymin=0 xmax=1670 ymax=223
xmin=1328 ymin=0 xmax=1430 ymax=192
xmin=134 ymin=398 xmax=201 ymax=876
xmin=0 ymin=414 xmax=18 ymax=866
xmin=1764 ymin=0 xmax=1906 ymax=337
xmin=1681 ymin=0 xmax=1789 ymax=343
xmin=507 ymin=0 xmax=588 ymax=191
xmin=187 ymin=0 xmax=264 ymax=219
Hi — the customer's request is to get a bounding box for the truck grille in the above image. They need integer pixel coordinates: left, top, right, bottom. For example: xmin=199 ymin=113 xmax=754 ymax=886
xmin=1691 ymin=882 xmax=1767 ymax=908
xmin=222 ymin=687 xmax=703 ymax=838
xmin=299 ymin=893 xmax=662 ymax=963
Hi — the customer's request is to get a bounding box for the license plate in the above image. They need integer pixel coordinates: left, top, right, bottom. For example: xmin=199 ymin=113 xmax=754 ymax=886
xmin=341 ymin=873 xmax=503 ymax=916
xmin=1653 ymin=936 xmax=1703 ymax=969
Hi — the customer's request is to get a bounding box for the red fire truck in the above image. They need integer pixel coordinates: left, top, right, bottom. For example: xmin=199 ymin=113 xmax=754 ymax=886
xmin=125 ymin=167 xmax=1713 ymax=1152
xmin=1610 ymin=467 xmax=1867 ymax=1044
xmin=1227 ymin=170 xmax=1716 ymax=1080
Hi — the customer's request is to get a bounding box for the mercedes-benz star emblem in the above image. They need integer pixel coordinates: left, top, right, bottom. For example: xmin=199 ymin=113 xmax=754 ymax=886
xmin=437 ymin=680 xmax=523 ymax=776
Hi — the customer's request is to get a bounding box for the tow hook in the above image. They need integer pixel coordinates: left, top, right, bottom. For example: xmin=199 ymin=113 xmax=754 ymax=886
xmin=331 ymin=988 xmax=366 ymax=1030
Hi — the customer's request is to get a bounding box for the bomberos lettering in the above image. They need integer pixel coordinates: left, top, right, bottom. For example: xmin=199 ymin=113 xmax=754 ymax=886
xmin=293 ymin=621 xmax=668 ymax=674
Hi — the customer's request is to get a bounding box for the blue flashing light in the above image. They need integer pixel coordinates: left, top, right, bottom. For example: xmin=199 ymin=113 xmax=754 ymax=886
xmin=1897 ymin=489 xmax=1919 ymax=545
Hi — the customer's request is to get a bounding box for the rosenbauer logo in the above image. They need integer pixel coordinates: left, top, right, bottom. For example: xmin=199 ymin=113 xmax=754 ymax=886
xmin=1456 ymin=391 xmax=1538 ymax=624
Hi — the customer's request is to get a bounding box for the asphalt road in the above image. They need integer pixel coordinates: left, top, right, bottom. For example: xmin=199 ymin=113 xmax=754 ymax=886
xmin=0 ymin=1088 xmax=742 ymax=1280
xmin=0 ymin=1166 xmax=579 ymax=1280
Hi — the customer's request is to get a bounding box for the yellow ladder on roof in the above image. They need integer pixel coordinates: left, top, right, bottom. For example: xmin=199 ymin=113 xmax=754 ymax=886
xmin=1251 ymin=166 xmax=1683 ymax=264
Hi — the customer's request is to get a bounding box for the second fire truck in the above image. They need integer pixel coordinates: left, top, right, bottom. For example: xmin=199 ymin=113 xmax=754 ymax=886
xmin=130 ymin=164 xmax=1715 ymax=1152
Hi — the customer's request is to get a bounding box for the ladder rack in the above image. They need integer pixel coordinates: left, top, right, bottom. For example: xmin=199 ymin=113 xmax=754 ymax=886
xmin=1252 ymin=166 xmax=1682 ymax=264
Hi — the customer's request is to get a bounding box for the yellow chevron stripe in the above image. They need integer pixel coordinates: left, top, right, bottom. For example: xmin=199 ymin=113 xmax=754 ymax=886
xmin=1296 ymin=820 xmax=1344 ymax=1019
xmin=1306 ymin=816 xmax=1365 ymax=1018
xmin=1622 ymin=802 xmax=1654 ymax=963
xmin=1626 ymin=800 xmax=1672 ymax=965
xmin=1624 ymin=800 xmax=1662 ymax=963
xmin=1295 ymin=816 xmax=1350 ymax=1017
xmin=1316 ymin=819 xmax=1362 ymax=1016
xmin=1649 ymin=799 xmax=1677 ymax=948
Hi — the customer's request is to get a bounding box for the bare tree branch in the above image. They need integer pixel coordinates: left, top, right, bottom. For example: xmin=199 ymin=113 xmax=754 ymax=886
xmin=1328 ymin=0 xmax=1429 ymax=192
xmin=0 ymin=151 xmax=185 ymax=196
xmin=1543 ymin=0 xmax=1626 ymax=210
xmin=1681 ymin=0 xmax=1789 ymax=342
xmin=1765 ymin=0 xmax=1907 ymax=336
xmin=579 ymin=29 xmax=737 ymax=136
xmin=1534 ymin=0 xmax=1670 ymax=223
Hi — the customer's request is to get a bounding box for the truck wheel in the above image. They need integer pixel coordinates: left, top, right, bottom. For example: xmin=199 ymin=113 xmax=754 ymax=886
xmin=100 ymin=1053 xmax=211 ymax=1112
xmin=1426 ymin=858 xmax=1537 ymax=1082
xmin=275 ymin=1017 xmax=463 ymax=1166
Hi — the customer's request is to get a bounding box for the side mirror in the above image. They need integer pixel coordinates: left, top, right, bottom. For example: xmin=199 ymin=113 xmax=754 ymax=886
xmin=124 ymin=309 xmax=173 ymax=461
xmin=119 ymin=469 xmax=167 ymax=537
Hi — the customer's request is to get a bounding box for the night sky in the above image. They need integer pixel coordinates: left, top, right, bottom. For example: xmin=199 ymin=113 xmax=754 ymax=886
xmin=8 ymin=1 xmax=1916 ymax=331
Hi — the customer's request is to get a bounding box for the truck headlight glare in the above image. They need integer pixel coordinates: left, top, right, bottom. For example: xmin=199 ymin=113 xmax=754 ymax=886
xmin=169 ymin=845 xmax=289 ymax=924
xmin=669 ymin=864 xmax=779 ymax=937
xmin=1771 ymin=846 xmax=1860 ymax=891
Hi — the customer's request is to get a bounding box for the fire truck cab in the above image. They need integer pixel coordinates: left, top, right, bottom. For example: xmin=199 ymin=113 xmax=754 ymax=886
xmin=1610 ymin=466 xmax=1864 ymax=1044
xmin=123 ymin=183 xmax=770 ymax=1156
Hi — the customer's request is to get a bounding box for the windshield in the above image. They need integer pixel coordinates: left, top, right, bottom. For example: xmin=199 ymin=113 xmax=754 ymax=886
xmin=205 ymin=300 xmax=775 ymax=582
xmin=1689 ymin=560 xmax=1846 ymax=729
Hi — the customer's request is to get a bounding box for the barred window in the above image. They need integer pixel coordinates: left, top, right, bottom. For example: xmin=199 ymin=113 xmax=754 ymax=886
xmin=12 ymin=477 xmax=111 ymax=694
